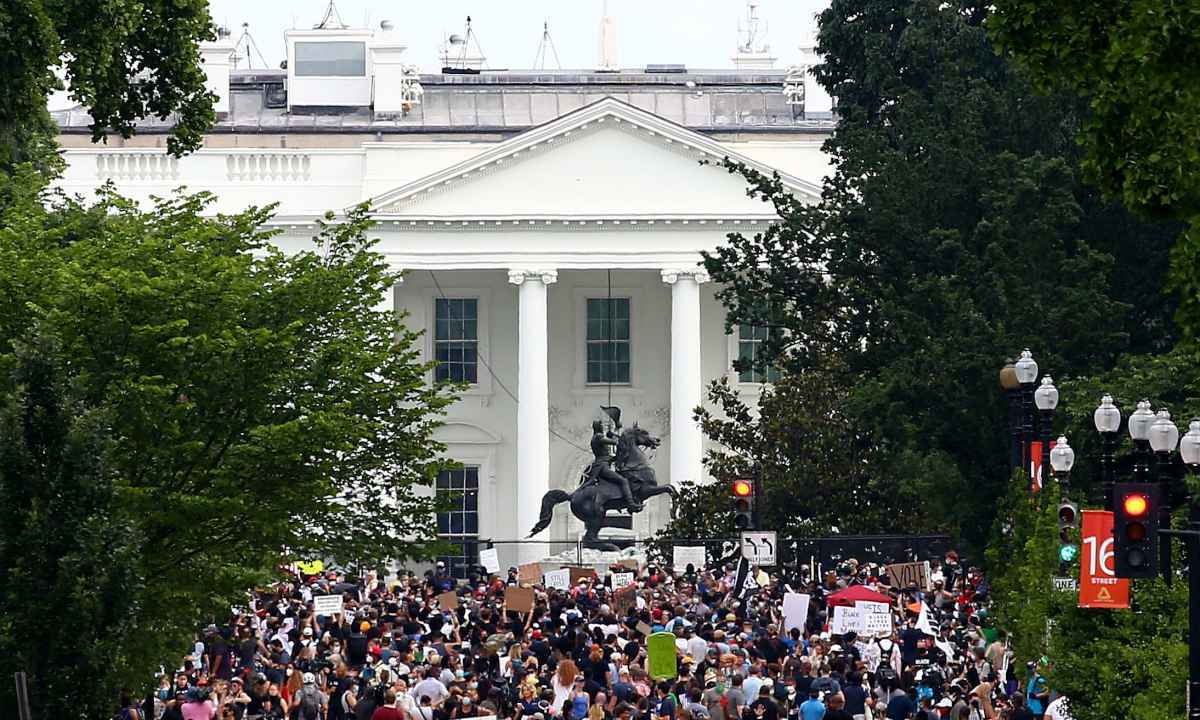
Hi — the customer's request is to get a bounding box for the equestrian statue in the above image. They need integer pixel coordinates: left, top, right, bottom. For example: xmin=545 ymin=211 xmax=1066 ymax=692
xmin=527 ymin=406 xmax=677 ymax=550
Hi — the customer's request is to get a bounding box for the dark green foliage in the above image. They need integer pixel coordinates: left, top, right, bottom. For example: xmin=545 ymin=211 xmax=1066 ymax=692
xmin=989 ymin=0 xmax=1200 ymax=223
xmin=0 ymin=169 xmax=458 ymax=716
xmin=0 ymin=0 xmax=216 ymax=168
xmin=679 ymin=0 xmax=1180 ymax=554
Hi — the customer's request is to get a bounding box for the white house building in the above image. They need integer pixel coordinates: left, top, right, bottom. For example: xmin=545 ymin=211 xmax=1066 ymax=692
xmin=50 ymin=19 xmax=835 ymax=572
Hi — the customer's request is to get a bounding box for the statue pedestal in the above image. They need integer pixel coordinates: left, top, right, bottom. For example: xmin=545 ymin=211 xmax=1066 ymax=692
xmin=538 ymin=543 xmax=647 ymax=575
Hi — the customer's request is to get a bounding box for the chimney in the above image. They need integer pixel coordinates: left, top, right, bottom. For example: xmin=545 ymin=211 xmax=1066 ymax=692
xmin=372 ymin=21 xmax=421 ymax=117
xmin=199 ymin=30 xmax=236 ymax=117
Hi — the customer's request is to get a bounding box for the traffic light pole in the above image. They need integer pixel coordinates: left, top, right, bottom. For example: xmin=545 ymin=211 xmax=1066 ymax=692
xmin=1161 ymin=523 xmax=1200 ymax=717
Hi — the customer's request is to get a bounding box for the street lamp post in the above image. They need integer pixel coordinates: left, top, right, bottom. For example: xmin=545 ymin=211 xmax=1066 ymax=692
xmin=1015 ymin=349 xmax=1039 ymax=478
xmin=1094 ymin=394 xmax=1122 ymax=506
xmin=1050 ymin=435 xmax=1075 ymax=496
xmin=1179 ymin=419 xmax=1200 ymax=720
xmin=1150 ymin=410 xmax=1181 ymax=586
xmin=1000 ymin=359 xmax=1023 ymax=473
xmin=1129 ymin=399 xmax=1156 ymax=483
xmin=1035 ymin=376 xmax=1059 ymax=490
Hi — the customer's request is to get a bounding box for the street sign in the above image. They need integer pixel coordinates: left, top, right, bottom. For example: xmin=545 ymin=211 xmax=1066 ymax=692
xmin=1051 ymin=576 xmax=1078 ymax=592
xmin=740 ymin=530 xmax=777 ymax=565
xmin=1078 ymin=510 xmax=1130 ymax=609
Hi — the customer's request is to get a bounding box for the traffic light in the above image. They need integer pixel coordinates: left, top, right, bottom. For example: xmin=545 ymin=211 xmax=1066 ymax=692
xmin=731 ymin=478 xmax=754 ymax=530
xmin=1112 ymin=482 xmax=1160 ymax=578
xmin=1057 ymin=501 xmax=1079 ymax=571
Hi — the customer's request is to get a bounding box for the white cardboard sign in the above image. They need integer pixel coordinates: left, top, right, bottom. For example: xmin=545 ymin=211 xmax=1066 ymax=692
xmin=856 ymin=601 xmax=893 ymax=637
xmin=611 ymin=572 xmax=636 ymax=589
xmin=544 ymin=568 xmax=571 ymax=591
xmin=479 ymin=548 xmax=500 ymax=574
xmin=782 ymin=592 xmax=811 ymax=633
xmin=312 ymin=594 xmax=343 ymax=616
xmin=672 ymin=546 xmax=707 ymax=573
xmin=830 ymin=605 xmax=864 ymax=635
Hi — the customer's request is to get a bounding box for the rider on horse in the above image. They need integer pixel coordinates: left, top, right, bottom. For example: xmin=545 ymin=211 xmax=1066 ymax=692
xmin=583 ymin=408 xmax=643 ymax=513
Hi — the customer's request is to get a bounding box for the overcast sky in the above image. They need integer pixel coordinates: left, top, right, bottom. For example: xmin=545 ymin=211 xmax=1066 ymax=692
xmin=205 ymin=0 xmax=830 ymax=73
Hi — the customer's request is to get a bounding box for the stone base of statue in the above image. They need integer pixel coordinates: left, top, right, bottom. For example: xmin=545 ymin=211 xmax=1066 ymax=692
xmin=538 ymin=540 xmax=647 ymax=575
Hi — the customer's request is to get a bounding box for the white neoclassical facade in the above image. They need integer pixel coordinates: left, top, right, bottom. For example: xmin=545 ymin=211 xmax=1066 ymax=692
xmin=50 ymin=25 xmax=835 ymax=570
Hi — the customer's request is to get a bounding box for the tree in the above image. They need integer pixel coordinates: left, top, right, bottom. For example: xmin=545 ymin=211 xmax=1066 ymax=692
xmin=0 ymin=332 xmax=145 ymax=720
xmin=0 ymin=168 xmax=458 ymax=715
xmin=0 ymin=0 xmax=216 ymax=168
xmin=988 ymin=0 xmax=1200 ymax=224
xmin=985 ymin=470 xmax=1189 ymax=720
xmin=692 ymin=0 xmax=1181 ymax=552
xmin=656 ymin=360 xmax=963 ymax=547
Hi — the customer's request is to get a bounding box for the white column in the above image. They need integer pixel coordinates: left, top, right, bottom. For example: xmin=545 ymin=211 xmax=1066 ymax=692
xmin=508 ymin=269 xmax=558 ymax=563
xmin=661 ymin=269 xmax=709 ymax=489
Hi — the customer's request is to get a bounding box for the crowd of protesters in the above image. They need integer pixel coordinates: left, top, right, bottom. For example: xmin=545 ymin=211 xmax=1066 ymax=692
xmin=123 ymin=550 xmax=1072 ymax=720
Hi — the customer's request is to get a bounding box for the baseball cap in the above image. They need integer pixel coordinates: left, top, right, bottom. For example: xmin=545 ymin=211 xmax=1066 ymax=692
xmin=303 ymin=672 xmax=316 ymax=684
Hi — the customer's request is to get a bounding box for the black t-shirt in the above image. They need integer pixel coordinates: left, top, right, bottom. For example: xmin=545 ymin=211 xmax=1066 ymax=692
xmin=347 ymin=632 xmax=369 ymax=666
xmin=792 ymin=675 xmax=813 ymax=699
xmin=841 ymin=685 xmax=867 ymax=715
xmin=749 ymin=698 xmax=778 ymax=720
xmin=824 ymin=711 xmax=853 ymax=720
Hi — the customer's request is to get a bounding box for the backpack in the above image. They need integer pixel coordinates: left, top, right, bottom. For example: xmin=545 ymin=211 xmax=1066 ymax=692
xmin=297 ymin=686 xmax=322 ymax=720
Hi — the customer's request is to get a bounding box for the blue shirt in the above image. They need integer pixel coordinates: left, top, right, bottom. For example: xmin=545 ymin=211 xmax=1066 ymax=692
xmin=799 ymin=698 xmax=825 ymax=720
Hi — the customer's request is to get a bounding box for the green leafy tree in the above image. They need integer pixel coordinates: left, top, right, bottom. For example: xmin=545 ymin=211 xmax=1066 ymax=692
xmin=0 ymin=0 xmax=216 ymax=168
xmin=656 ymin=361 xmax=962 ymax=547
xmin=988 ymin=0 xmax=1200 ymax=223
xmin=0 ymin=332 xmax=145 ymax=719
xmin=694 ymin=0 xmax=1181 ymax=552
xmin=0 ymin=168 xmax=458 ymax=716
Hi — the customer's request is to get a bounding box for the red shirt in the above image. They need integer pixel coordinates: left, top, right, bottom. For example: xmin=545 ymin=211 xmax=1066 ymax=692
xmin=371 ymin=707 xmax=406 ymax=720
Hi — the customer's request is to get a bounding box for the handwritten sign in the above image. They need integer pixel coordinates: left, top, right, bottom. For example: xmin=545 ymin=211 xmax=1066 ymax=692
xmin=885 ymin=561 xmax=932 ymax=591
xmin=567 ymin=566 xmax=595 ymax=584
xmin=856 ymin=601 xmax=892 ymax=637
xmin=830 ymin=605 xmax=863 ymax=635
xmin=611 ymin=572 xmax=635 ymax=589
xmin=544 ymin=569 xmax=571 ymax=591
xmin=438 ymin=591 xmax=459 ymax=611
xmin=672 ymin=546 xmax=706 ymax=573
xmin=517 ymin=562 xmax=542 ymax=586
xmin=312 ymin=594 xmax=343 ymax=616
xmin=612 ymin=586 xmax=637 ymax=615
xmin=479 ymin=548 xmax=500 ymax=574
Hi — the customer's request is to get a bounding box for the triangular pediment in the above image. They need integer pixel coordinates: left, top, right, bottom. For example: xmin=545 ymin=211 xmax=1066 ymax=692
xmin=364 ymin=97 xmax=820 ymax=219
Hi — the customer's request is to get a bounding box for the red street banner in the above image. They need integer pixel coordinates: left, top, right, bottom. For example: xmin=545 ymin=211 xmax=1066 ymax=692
xmin=1029 ymin=439 xmax=1057 ymax=493
xmin=1078 ymin=510 xmax=1130 ymax=609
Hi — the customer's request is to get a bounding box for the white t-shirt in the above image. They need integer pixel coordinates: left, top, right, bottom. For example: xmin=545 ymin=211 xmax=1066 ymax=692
xmin=1044 ymin=697 xmax=1073 ymax=720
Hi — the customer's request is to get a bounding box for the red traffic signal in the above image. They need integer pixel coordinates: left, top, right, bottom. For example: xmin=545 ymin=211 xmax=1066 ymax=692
xmin=1122 ymin=493 xmax=1149 ymax=517
xmin=732 ymin=479 xmax=753 ymax=497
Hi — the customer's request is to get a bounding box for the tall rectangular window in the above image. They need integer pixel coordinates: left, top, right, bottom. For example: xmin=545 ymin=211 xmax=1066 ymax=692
xmin=737 ymin=324 xmax=781 ymax=383
xmin=586 ymin=298 xmax=630 ymax=384
xmin=436 ymin=466 xmax=479 ymax=580
xmin=434 ymin=298 xmax=478 ymax=384
xmin=294 ymin=41 xmax=367 ymax=76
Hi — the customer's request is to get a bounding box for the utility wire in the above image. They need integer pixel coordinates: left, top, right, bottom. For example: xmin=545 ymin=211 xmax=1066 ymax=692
xmin=426 ymin=270 xmax=590 ymax=454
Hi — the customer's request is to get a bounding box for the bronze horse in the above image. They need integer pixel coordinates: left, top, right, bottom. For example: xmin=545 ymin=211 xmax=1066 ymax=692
xmin=527 ymin=424 xmax=677 ymax=550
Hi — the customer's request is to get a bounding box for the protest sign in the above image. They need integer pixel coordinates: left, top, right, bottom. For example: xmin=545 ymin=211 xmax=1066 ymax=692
xmin=647 ymin=632 xmax=678 ymax=680
xmin=830 ymin=605 xmax=864 ymax=635
xmin=612 ymin=586 xmax=637 ymax=615
xmin=616 ymin=558 xmax=640 ymax=571
xmin=479 ymin=548 xmax=500 ymax=574
xmin=312 ymin=594 xmax=343 ymax=616
xmin=782 ymin=592 xmax=811 ymax=633
xmin=672 ymin=546 xmax=706 ymax=573
xmin=885 ymin=561 xmax=932 ymax=590
xmin=857 ymin=601 xmax=893 ymax=637
xmin=544 ymin=568 xmax=571 ymax=591
xmin=504 ymin=586 xmax=535 ymax=614
xmin=438 ymin=591 xmax=459 ymax=611
xmin=517 ymin=562 xmax=542 ymax=586
xmin=611 ymin=572 xmax=635 ymax=589
xmin=636 ymin=621 xmax=654 ymax=637
xmin=567 ymin=566 xmax=595 ymax=584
